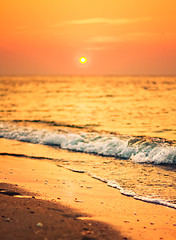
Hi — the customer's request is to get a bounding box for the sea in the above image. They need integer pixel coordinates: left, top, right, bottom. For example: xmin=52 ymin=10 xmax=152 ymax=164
xmin=0 ymin=76 xmax=176 ymax=208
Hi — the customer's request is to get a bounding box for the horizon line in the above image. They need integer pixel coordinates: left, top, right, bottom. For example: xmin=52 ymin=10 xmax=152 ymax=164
xmin=0 ymin=74 xmax=176 ymax=77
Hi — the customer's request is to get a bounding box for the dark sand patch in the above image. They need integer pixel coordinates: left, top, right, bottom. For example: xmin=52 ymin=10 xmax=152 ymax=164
xmin=0 ymin=183 xmax=127 ymax=240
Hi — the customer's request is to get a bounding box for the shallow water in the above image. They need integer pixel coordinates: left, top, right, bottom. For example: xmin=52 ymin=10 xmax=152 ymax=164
xmin=0 ymin=76 xmax=176 ymax=139
xmin=0 ymin=76 xmax=176 ymax=207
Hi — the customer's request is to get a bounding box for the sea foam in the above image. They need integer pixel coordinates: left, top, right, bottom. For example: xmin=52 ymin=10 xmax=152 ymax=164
xmin=0 ymin=123 xmax=176 ymax=165
xmin=1 ymin=123 xmax=176 ymax=209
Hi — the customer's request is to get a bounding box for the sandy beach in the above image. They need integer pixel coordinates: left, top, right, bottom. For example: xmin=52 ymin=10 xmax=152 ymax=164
xmin=0 ymin=138 xmax=175 ymax=240
xmin=0 ymin=183 xmax=124 ymax=240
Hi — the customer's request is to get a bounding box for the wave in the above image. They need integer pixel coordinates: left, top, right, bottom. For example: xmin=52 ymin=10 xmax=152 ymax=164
xmin=67 ymin=169 xmax=176 ymax=209
xmin=11 ymin=119 xmax=99 ymax=129
xmin=1 ymin=148 xmax=175 ymax=209
xmin=0 ymin=123 xmax=176 ymax=165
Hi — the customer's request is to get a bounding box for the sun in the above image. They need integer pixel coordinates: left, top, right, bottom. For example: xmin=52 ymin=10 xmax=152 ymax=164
xmin=79 ymin=57 xmax=87 ymax=64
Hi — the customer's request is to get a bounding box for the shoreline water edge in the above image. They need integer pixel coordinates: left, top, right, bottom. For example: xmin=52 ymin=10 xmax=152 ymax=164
xmin=0 ymin=123 xmax=176 ymax=209
xmin=0 ymin=138 xmax=176 ymax=240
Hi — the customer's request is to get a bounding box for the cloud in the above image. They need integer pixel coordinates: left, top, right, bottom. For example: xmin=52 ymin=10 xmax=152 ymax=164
xmin=87 ymin=36 xmax=122 ymax=43
xmin=65 ymin=17 xmax=150 ymax=26
xmin=85 ymin=46 xmax=113 ymax=51
xmin=87 ymin=32 xmax=161 ymax=44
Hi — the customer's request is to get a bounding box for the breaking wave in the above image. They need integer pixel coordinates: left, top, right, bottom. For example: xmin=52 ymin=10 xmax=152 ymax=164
xmin=0 ymin=123 xmax=175 ymax=165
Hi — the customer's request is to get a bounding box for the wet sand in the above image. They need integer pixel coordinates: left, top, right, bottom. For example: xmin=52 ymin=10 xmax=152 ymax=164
xmin=0 ymin=138 xmax=176 ymax=240
xmin=0 ymin=183 xmax=124 ymax=240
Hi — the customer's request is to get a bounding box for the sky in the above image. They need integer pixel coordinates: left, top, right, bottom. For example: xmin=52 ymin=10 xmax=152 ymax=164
xmin=0 ymin=0 xmax=176 ymax=75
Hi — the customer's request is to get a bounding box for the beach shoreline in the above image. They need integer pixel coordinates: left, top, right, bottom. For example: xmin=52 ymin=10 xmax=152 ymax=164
xmin=0 ymin=138 xmax=175 ymax=240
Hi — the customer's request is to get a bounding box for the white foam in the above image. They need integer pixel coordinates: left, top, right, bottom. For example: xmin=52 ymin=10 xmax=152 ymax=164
xmin=0 ymin=123 xmax=176 ymax=164
xmin=1 ymin=123 xmax=175 ymax=210
xmin=107 ymin=180 xmax=122 ymax=190
xmin=87 ymin=173 xmax=107 ymax=183
xmin=134 ymin=196 xmax=176 ymax=209
xmin=88 ymin=173 xmax=176 ymax=209
xmin=120 ymin=189 xmax=136 ymax=197
xmin=131 ymin=147 xmax=176 ymax=164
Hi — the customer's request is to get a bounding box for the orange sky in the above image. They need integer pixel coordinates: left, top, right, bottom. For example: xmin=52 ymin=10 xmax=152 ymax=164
xmin=0 ymin=0 xmax=176 ymax=75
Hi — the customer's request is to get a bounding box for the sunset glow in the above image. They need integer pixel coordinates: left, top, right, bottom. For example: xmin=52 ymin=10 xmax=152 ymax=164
xmin=0 ymin=0 xmax=176 ymax=75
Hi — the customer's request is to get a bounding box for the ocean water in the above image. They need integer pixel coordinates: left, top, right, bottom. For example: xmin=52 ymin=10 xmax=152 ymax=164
xmin=0 ymin=76 xmax=176 ymax=208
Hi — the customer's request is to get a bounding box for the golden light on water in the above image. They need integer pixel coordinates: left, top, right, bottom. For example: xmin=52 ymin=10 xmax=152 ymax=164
xmin=79 ymin=57 xmax=87 ymax=64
